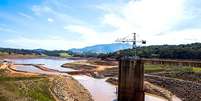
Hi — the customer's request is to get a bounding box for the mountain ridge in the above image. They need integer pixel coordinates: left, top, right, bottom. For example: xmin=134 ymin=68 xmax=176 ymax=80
xmin=68 ymin=43 xmax=132 ymax=54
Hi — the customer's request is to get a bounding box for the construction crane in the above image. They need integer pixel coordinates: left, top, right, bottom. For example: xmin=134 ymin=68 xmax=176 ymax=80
xmin=116 ymin=33 xmax=146 ymax=57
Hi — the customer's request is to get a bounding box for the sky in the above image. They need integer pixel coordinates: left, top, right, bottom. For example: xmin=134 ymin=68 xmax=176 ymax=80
xmin=0 ymin=0 xmax=201 ymax=50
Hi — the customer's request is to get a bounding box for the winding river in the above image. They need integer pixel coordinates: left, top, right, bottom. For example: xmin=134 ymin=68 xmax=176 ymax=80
xmin=8 ymin=58 xmax=167 ymax=101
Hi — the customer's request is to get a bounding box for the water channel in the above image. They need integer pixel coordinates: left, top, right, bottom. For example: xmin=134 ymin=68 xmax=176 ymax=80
xmin=9 ymin=58 xmax=167 ymax=101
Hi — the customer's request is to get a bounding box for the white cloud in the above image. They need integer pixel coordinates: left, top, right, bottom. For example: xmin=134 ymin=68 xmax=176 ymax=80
xmin=31 ymin=4 xmax=83 ymax=25
xmin=64 ymin=25 xmax=97 ymax=35
xmin=4 ymin=36 xmax=84 ymax=50
xmin=47 ymin=18 xmax=54 ymax=22
xmin=1 ymin=0 xmax=201 ymax=50
xmin=141 ymin=28 xmax=201 ymax=45
xmin=32 ymin=5 xmax=52 ymax=16
xmin=18 ymin=12 xmax=34 ymax=20
xmin=95 ymin=0 xmax=201 ymax=45
xmin=102 ymin=0 xmax=185 ymax=35
xmin=0 ymin=27 xmax=19 ymax=34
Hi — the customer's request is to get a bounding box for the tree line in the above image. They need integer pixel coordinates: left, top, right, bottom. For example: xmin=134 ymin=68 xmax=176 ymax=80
xmin=1 ymin=43 xmax=201 ymax=59
xmin=0 ymin=48 xmax=71 ymax=58
xmin=72 ymin=43 xmax=201 ymax=60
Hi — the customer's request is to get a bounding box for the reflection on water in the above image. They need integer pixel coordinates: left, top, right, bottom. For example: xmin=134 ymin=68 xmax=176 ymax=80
xmin=9 ymin=58 xmax=74 ymax=72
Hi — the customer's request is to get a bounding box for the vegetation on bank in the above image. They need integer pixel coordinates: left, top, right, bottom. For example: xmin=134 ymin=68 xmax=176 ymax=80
xmin=144 ymin=63 xmax=201 ymax=73
xmin=0 ymin=48 xmax=72 ymax=58
xmin=144 ymin=64 xmax=201 ymax=83
xmin=0 ymin=69 xmax=54 ymax=101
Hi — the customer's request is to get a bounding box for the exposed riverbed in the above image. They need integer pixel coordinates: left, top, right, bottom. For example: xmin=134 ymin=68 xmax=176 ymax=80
xmin=9 ymin=58 xmax=168 ymax=101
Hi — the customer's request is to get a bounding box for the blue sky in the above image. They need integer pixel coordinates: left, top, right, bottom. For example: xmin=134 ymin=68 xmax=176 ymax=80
xmin=0 ymin=0 xmax=201 ymax=50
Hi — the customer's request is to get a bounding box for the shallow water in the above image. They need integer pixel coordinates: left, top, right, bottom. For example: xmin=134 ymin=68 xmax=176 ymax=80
xmin=11 ymin=58 xmax=167 ymax=101
xmin=15 ymin=65 xmax=68 ymax=75
xmin=73 ymin=75 xmax=167 ymax=101
xmin=9 ymin=58 xmax=74 ymax=72
xmin=15 ymin=65 xmax=44 ymax=73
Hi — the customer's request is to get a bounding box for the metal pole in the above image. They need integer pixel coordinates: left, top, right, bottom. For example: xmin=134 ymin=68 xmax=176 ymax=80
xmin=133 ymin=33 xmax=137 ymax=57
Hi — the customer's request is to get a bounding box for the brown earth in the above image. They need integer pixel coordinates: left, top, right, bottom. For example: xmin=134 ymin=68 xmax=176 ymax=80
xmin=61 ymin=60 xmax=118 ymax=78
xmin=49 ymin=76 xmax=93 ymax=101
xmin=62 ymin=59 xmax=201 ymax=101
xmin=145 ymin=74 xmax=201 ymax=101
xmin=0 ymin=62 xmax=94 ymax=101
xmin=106 ymin=77 xmax=172 ymax=101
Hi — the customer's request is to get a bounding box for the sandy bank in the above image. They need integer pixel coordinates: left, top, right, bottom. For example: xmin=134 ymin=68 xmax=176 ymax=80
xmin=0 ymin=62 xmax=94 ymax=101
xmin=49 ymin=75 xmax=93 ymax=101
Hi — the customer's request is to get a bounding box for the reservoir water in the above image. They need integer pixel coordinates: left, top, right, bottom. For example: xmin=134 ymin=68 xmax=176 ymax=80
xmin=10 ymin=58 xmax=167 ymax=101
xmin=73 ymin=75 xmax=167 ymax=101
xmin=9 ymin=58 xmax=75 ymax=72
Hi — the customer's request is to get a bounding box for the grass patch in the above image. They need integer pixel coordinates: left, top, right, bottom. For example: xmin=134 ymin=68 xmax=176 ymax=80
xmin=59 ymin=52 xmax=72 ymax=58
xmin=24 ymin=79 xmax=54 ymax=101
xmin=0 ymin=70 xmax=54 ymax=101
xmin=192 ymin=67 xmax=201 ymax=73
xmin=144 ymin=64 xmax=201 ymax=73
xmin=166 ymin=66 xmax=201 ymax=73
xmin=144 ymin=64 xmax=165 ymax=73
xmin=144 ymin=64 xmax=201 ymax=82
xmin=62 ymin=62 xmax=96 ymax=70
xmin=0 ymin=77 xmax=54 ymax=101
xmin=88 ymin=60 xmax=117 ymax=66
xmin=0 ymin=76 xmax=44 ymax=81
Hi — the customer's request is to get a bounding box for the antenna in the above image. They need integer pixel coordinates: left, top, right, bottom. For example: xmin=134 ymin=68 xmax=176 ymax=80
xmin=116 ymin=32 xmax=146 ymax=57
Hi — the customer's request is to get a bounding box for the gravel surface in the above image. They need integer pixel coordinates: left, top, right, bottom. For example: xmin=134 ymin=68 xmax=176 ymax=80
xmin=50 ymin=75 xmax=93 ymax=101
xmin=145 ymin=74 xmax=201 ymax=101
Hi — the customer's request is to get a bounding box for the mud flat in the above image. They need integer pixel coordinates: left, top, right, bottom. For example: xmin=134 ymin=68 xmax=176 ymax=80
xmin=5 ymin=58 xmax=191 ymax=101
xmin=73 ymin=75 xmax=170 ymax=101
xmin=0 ymin=61 xmax=93 ymax=101
xmin=61 ymin=60 xmax=118 ymax=78
xmin=62 ymin=60 xmax=183 ymax=101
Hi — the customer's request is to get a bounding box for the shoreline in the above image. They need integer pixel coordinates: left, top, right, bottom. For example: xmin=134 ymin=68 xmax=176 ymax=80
xmin=6 ymin=59 xmax=171 ymax=101
xmin=3 ymin=58 xmax=200 ymax=101
xmin=0 ymin=61 xmax=94 ymax=101
xmin=62 ymin=59 xmax=200 ymax=101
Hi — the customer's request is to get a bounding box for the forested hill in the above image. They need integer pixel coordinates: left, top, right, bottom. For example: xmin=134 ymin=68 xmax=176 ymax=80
xmin=69 ymin=43 xmax=131 ymax=54
xmin=0 ymin=48 xmax=71 ymax=58
xmin=99 ymin=43 xmax=201 ymax=60
xmin=1 ymin=43 xmax=201 ymax=59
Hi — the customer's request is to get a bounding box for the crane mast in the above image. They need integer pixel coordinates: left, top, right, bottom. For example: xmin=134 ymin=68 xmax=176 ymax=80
xmin=116 ymin=32 xmax=146 ymax=57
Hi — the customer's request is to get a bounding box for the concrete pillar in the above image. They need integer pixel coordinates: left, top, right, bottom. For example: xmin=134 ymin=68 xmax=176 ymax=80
xmin=118 ymin=57 xmax=144 ymax=101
